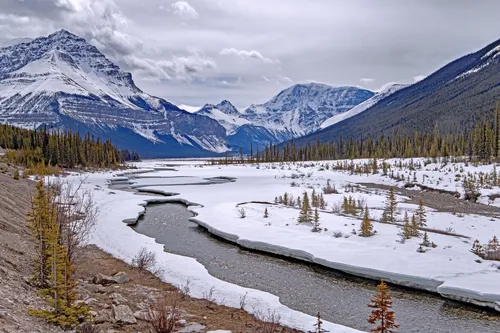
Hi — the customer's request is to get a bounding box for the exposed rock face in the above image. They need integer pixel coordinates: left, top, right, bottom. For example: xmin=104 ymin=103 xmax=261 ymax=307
xmin=112 ymin=304 xmax=137 ymax=324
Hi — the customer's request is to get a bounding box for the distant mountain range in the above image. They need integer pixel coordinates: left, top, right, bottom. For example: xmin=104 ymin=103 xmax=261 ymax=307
xmin=0 ymin=30 xmax=375 ymax=157
xmin=290 ymin=39 xmax=500 ymax=147
xmin=2 ymin=30 xmax=499 ymax=157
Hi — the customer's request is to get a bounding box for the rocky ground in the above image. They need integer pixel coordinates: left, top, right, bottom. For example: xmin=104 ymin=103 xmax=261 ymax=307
xmin=0 ymin=164 xmax=303 ymax=333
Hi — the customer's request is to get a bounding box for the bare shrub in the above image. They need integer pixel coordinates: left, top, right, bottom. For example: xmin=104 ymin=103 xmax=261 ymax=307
xmin=238 ymin=207 xmax=247 ymax=218
xmin=48 ymin=177 xmax=98 ymax=262
xmin=253 ymin=309 xmax=281 ymax=333
xmin=177 ymin=279 xmax=191 ymax=298
xmin=149 ymin=293 xmax=181 ymax=333
xmin=202 ymin=286 xmax=216 ymax=303
xmin=132 ymin=247 xmax=157 ymax=273
xmin=239 ymin=291 xmax=249 ymax=310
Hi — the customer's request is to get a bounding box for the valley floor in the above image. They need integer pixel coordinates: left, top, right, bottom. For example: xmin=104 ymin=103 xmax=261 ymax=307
xmin=56 ymin=157 xmax=500 ymax=331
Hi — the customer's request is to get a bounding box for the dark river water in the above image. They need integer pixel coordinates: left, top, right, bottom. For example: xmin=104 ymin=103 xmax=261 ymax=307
xmin=132 ymin=202 xmax=500 ymax=333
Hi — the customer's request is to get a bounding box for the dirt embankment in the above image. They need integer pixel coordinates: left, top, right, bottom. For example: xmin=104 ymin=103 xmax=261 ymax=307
xmin=0 ymin=164 xmax=303 ymax=333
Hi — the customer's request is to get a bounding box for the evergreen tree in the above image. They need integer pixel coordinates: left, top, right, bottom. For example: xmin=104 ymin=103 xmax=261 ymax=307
xmin=487 ymin=236 xmax=500 ymax=252
xmin=401 ymin=212 xmax=412 ymax=240
xmin=308 ymin=312 xmax=329 ymax=333
xmin=421 ymin=232 xmax=431 ymax=247
xmin=368 ymin=281 xmax=399 ymax=333
xmin=298 ymin=192 xmax=313 ymax=224
xmin=383 ymin=187 xmax=397 ymax=223
xmin=359 ymin=206 xmax=375 ymax=237
xmin=319 ymin=193 xmax=326 ymax=209
xmin=27 ymin=180 xmax=51 ymax=287
xmin=312 ymin=208 xmax=321 ymax=232
xmin=410 ymin=214 xmax=420 ymax=237
xmin=416 ymin=200 xmax=427 ymax=227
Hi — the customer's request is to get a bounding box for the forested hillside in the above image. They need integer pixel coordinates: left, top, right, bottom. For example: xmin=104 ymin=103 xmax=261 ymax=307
xmin=0 ymin=124 xmax=138 ymax=168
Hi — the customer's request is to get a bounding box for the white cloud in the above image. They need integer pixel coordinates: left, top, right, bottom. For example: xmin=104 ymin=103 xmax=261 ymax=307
xmin=220 ymin=48 xmax=275 ymax=64
xmin=171 ymin=1 xmax=199 ymax=19
xmin=360 ymin=77 xmax=375 ymax=84
xmin=413 ymin=75 xmax=426 ymax=82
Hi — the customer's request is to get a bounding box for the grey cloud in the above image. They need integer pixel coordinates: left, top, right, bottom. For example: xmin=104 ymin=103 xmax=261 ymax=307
xmin=1 ymin=0 xmax=500 ymax=108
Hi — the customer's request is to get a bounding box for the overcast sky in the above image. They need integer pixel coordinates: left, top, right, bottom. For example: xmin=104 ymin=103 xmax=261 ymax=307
xmin=1 ymin=0 xmax=500 ymax=110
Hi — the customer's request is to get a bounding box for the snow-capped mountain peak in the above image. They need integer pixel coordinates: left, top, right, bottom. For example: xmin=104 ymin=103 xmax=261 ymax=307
xmin=0 ymin=30 xmax=228 ymax=157
xmin=197 ymin=100 xmax=249 ymax=134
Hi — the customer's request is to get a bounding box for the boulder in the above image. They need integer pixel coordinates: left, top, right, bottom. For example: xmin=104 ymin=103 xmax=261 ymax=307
xmin=111 ymin=272 xmax=129 ymax=284
xmin=92 ymin=273 xmax=115 ymax=285
xmin=112 ymin=304 xmax=137 ymax=324
xmin=92 ymin=272 xmax=129 ymax=285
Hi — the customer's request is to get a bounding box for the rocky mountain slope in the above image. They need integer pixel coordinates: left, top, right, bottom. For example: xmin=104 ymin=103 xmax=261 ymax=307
xmin=291 ymin=38 xmax=500 ymax=147
xmin=0 ymin=30 xmax=227 ymax=158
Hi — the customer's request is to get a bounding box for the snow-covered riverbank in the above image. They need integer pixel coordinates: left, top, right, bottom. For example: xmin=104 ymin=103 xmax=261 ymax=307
xmin=64 ymin=169 xmax=362 ymax=333
xmin=123 ymin=159 xmax=500 ymax=313
xmin=61 ymin=157 xmax=500 ymax=333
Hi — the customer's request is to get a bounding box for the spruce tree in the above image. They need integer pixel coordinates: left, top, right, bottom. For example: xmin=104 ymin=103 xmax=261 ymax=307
xmin=416 ymin=200 xmax=427 ymax=227
xmin=359 ymin=206 xmax=375 ymax=237
xmin=383 ymin=187 xmax=397 ymax=223
xmin=312 ymin=208 xmax=321 ymax=232
xmin=311 ymin=189 xmax=317 ymax=208
xmin=298 ymin=192 xmax=313 ymax=224
xmin=28 ymin=180 xmax=51 ymax=287
xmin=487 ymin=236 xmax=500 ymax=252
xmin=410 ymin=214 xmax=420 ymax=237
xmin=402 ymin=212 xmax=412 ymax=240
xmin=368 ymin=281 xmax=399 ymax=333
xmin=308 ymin=312 xmax=329 ymax=333
xmin=421 ymin=232 xmax=431 ymax=247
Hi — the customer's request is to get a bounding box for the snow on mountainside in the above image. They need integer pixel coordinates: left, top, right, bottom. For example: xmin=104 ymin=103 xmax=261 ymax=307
xmin=242 ymin=83 xmax=374 ymax=140
xmin=197 ymin=100 xmax=250 ymax=134
xmin=0 ymin=30 xmax=227 ymax=157
xmin=320 ymin=83 xmax=409 ymax=129
xmin=455 ymin=44 xmax=500 ymax=80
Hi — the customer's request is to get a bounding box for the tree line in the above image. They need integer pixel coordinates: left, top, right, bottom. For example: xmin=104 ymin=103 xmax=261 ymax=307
xmin=0 ymin=124 xmax=139 ymax=168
